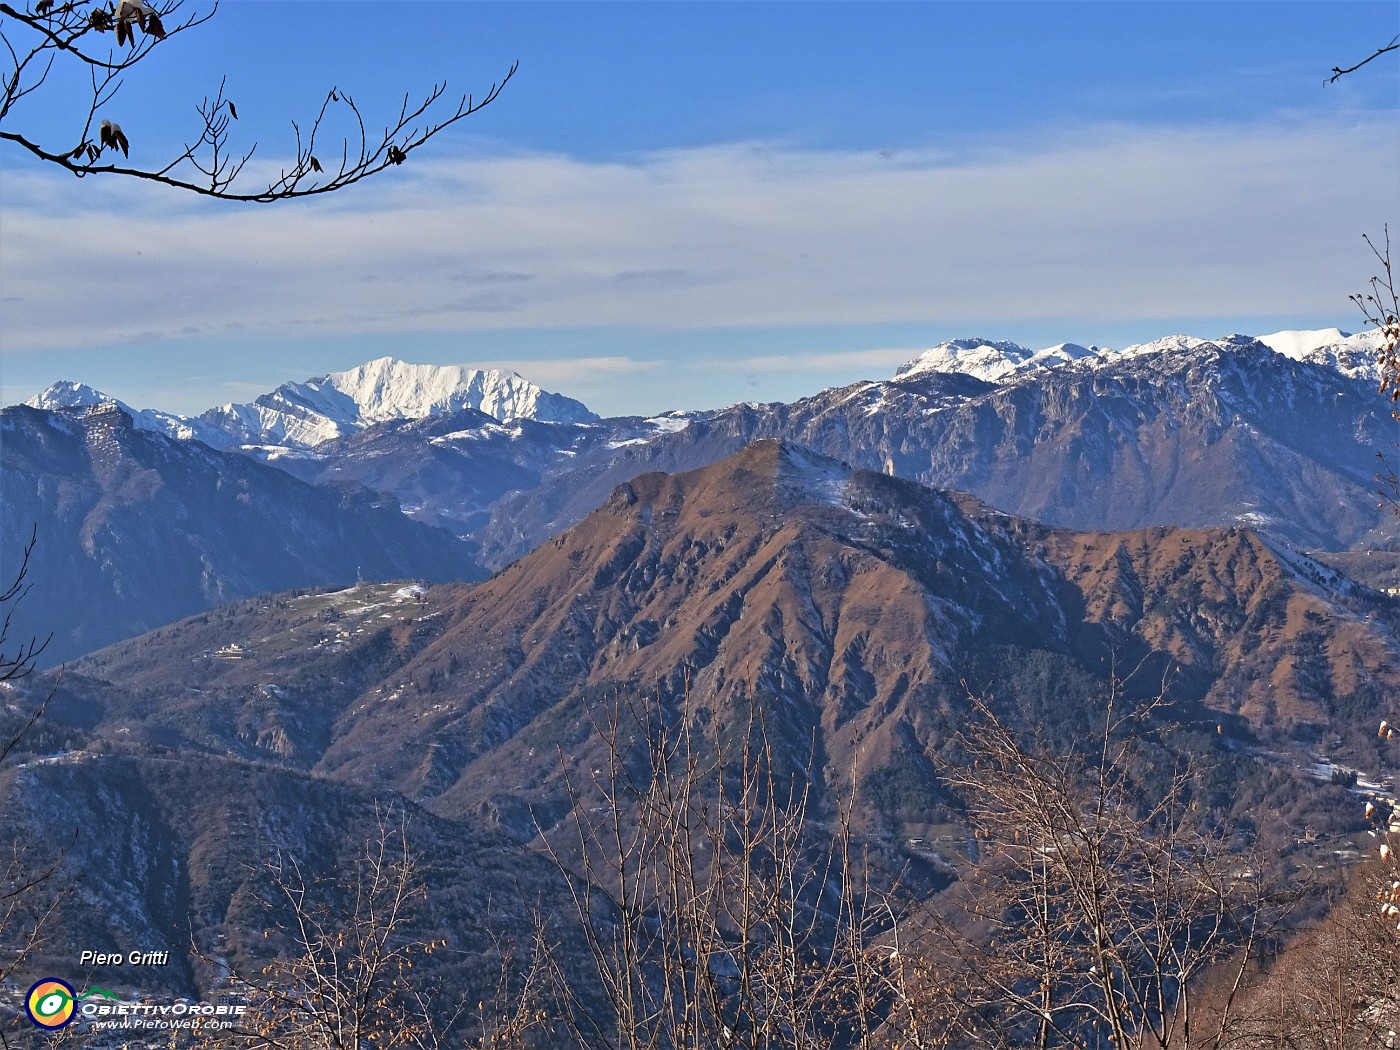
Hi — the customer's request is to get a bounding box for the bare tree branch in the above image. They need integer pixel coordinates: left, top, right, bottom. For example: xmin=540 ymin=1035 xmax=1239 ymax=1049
xmin=0 ymin=526 xmax=71 ymax=992
xmin=0 ymin=524 xmax=50 ymax=684
xmin=1 ymin=0 xmax=516 ymax=201
xmin=1353 ymin=227 xmax=1400 ymax=517
xmin=931 ymin=677 xmax=1294 ymax=1048
xmin=537 ymin=684 xmax=924 ymax=1049
xmin=228 ymin=804 xmax=460 ymax=1049
xmin=1327 ymin=34 xmax=1400 ymax=83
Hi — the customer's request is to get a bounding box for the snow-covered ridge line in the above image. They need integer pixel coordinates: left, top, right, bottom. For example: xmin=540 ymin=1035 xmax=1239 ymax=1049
xmin=23 ymin=380 xmax=230 ymax=445
xmin=892 ymin=328 xmax=1383 ymax=386
xmin=894 ymin=338 xmax=1104 ymax=384
xmin=202 ymin=357 xmax=599 ymax=447
xmin=19 ymin=329 xmax=1385 ymax=453
xmin=23 ymin=356 xmax=599 ymax=450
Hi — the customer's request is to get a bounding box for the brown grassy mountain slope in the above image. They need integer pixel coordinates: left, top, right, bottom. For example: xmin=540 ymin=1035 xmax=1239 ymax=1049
xmin=1042 ymin=527 xmax=1399 ymax=729
xmin=65 ymin=441 xmax=1400 ymax=840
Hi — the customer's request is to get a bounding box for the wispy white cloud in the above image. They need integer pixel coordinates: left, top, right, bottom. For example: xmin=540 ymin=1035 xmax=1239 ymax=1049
xmin=2 ymin=117 xmax=1395 ymax=358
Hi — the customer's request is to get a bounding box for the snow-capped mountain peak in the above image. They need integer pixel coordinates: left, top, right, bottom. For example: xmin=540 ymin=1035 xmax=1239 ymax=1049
xmin=318 ymin=357 xmax=595 ymax=426
xmin=891 ymin=327 xmax=1386 ymax=388
xmin=1256 ymin=328 xmax=1354 ymax=361
xmin=894 ymin=339 xmax=1037 ymax=383
xmin=196 ymin=357 xmax=599 ymax=449
xmin=25 ymin=380 xmax=112 ymax=412
xmin=21 ymin=358 xmax=599 ymax=452
xmin=24 ymin=382 xmax=228 ymax=445
xmin=1256 ymin=327 xmax=1384 ymax=384
xmin=1113 ymin=334 xmax=1214 ymax=360
xmin=893 ymin=338 xmax=1112 ymax=384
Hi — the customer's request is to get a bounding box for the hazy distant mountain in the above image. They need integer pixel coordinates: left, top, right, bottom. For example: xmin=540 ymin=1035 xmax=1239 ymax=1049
xmin=0 ymin=401 xmax=484 ymax=664
xmin=271 ymin=409 xmax=699 ymax=536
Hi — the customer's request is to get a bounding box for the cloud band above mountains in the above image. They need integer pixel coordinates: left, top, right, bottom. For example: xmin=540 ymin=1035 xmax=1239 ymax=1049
xmin=1 ymin=117 xmax=1395 ymax=355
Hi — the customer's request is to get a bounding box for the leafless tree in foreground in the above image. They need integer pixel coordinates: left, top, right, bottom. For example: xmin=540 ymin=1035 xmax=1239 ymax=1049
xmin=0 ymin=525 xmax=49 ymax=691
xmin=1 ymin=0 xmax=515 ymax=200
xmin=539 ymin=687 xmax=933 ymax=1050
xmin=927 ymin=684 xmax=1289 ymax=1049
xmin=1228 ymin=779 xmax=1399 ymax=1050
xmin=0 ymin=527 xmax=68 ymax=1008
xmin=468 ymin=918 xmax=565 ymax=1050
xmin=206 ymin=674 xmax=1377 ymax=1049
xmin=1245 ymin=868 xmax=1400 ymax=1049
xmin=1353 ymin=227 xmax=1400 ymax=517
xmin=234 ymin=806 xmax=459 ymax=1050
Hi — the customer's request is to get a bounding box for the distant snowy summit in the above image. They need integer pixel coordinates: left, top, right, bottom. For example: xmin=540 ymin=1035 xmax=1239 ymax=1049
xmin=22 ymin=329 xmax=1387 ymax=452
xmin=25 ymin=357 xmax=598 ymax=450
xmin=1255 ymin=327 xmax=1385 ymax=383
xmin=894 ymin=338 xmax=1103 ymax=384
xmin=25 ymin=380 xmax=229 ymax=445
xmin=198 ymin=357 xmax=598 ymax=448
xmin=892 ymin=328 xmax=1384 ymax=385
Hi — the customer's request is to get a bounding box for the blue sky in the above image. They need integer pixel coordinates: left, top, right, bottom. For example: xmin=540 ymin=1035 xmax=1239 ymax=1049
xmin=2 ymin=1 xmax=1397 ymax=417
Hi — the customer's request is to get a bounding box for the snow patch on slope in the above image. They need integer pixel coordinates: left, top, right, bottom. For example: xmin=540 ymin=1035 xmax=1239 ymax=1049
xmin=775 ymin=443 xmax=853 ymax=508
xmin=1258 ymin=535 xmax=1358 ymax=600
xmin=604 ymin=412 xmax=696 ymax=449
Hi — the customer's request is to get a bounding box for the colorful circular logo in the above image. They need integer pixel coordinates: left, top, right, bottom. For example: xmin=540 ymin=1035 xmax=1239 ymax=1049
xmin=26 ymin=979 xmax=77 ymax=1029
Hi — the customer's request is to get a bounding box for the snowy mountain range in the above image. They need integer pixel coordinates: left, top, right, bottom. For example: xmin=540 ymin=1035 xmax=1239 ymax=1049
xmin=459 ymin=329 xmax=1398 ymax=564
xmin=24 ymin=357 xmax=598 ymax=452
xmin=15 ymin=326 xmax=1395 ymax=564
xmin=893 ymin=328 xmax=1383 ymax=387
xmin=21 ymin=328 xmax=1380 ymax=453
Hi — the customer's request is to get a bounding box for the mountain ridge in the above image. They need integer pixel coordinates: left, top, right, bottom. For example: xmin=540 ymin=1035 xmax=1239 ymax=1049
xmin=0 ymin=401 xmax=485 ymax=665
xmin=59 ymin=441 xmax=1400 ymax=838
xmin=466 ymin=334 xmax=1397 ymax=565
xmin=25 ymin=356 xmax=598 ymax=452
